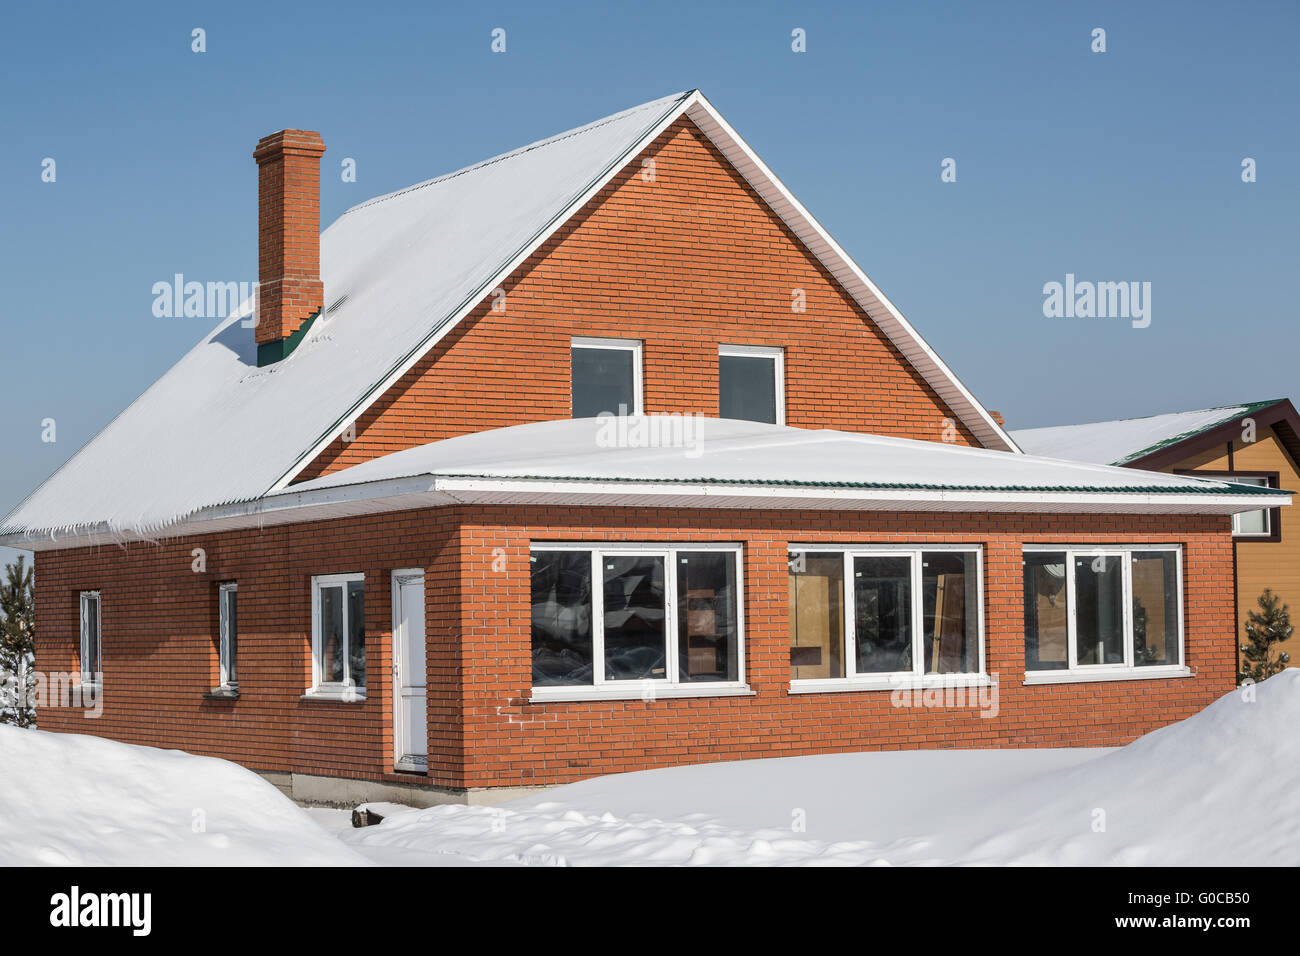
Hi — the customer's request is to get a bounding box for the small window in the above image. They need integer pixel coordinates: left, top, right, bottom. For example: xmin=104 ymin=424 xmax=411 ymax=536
xmin=719 ymin=345 xmax=784 ymax=425
xmin=218 ymin=583 xmax=238 ymax=689
xmin=571 ymin=337 xmax=642 ymax=418
xmin=310 ymin=574 xmax=366 ymax=697
xmin=1023 ymin=547 xmax=1184 ymax=675
xmin=1230 ymin=476 xmax=1271 ymax=536
xmin=530 ymin=545 xmax=744 ymax=693
xmin=788 ymin=547 xmax=983 ymax=685
xmin=79 ymin=591 xmax=101 ymax=684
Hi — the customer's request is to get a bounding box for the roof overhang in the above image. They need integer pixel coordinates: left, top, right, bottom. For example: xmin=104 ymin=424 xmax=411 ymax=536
xmin=1127 ymin=398 xmax=1300 ymax=471
xmin=6 ymin=473 xmax=1284 ymax=552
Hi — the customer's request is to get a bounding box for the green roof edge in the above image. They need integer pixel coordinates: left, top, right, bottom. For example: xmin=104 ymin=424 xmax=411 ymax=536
xmin=431 ymin=472 xmax=1294 ymax=496
xmin=1113 ymin=399 xmax=1286 ymax=465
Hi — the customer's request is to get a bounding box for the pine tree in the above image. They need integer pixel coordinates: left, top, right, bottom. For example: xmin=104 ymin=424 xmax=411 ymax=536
xmin=0 ymin=555 xmax=36 ymax=726
xmin=1239 ymin=588 xmax=1293 ymax=684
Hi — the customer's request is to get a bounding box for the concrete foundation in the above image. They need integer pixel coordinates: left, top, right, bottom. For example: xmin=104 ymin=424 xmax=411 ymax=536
xmin=262 ymin=771 xmax=552 ymax=809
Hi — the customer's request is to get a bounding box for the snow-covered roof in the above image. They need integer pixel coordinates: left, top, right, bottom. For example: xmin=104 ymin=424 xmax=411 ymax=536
xmin=12 ymin=418 xmax=1285 ymax=549
xmin=280 ymin=416 xmax=1286 ymax=499
xmin=53 ymin=417 xmax=1282 ymax=548
xmin=1 ymin=90 xmax=1019 ymax=547
xmin=1010 ymin=401 xmax=1281 ymax=465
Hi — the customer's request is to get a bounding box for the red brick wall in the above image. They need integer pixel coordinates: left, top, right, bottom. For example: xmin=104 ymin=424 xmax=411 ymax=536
xmin=456 ymin=506 xmax=1235 ymax=789
xmin=34 ymin=505 xmax=1235 ymax=792
xmin=296 ymin=117 xmax=980 ymax=482
xmin=33 ymin=511 xmax=465 ymax=789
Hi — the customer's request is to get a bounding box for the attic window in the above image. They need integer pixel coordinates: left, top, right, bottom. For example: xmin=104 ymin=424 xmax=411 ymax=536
xmin=719 ymin=345 xmax=784 ymax=425
xmin=571 ymin=337 xmax=642 ymax=418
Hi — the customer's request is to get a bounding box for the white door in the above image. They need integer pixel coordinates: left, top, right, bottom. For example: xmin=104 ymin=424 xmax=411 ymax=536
xmin=391 ymin=570 xmax=428 ymax=771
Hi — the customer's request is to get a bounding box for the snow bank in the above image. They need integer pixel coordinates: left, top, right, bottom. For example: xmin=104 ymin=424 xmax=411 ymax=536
xmin=0 ymin=727 xmax=366 ymax=866
xmin=345 ymin=673 xmax=1300 ymax=866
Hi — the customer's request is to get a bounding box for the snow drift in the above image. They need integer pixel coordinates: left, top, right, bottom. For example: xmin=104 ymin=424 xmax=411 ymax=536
xmin=0 ymin=727 xmax=365 ymax=866
xmin=345 ymin=673 xmax=1300 ymax=866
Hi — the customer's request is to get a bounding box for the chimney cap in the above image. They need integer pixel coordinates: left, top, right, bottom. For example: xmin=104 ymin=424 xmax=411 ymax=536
xmin=253 ymin=129 xmax=325 ymax=163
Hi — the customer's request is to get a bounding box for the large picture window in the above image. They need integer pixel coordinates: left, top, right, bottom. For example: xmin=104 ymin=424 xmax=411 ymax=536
xmin=788 ymin=546 xmax=983 ymax=689
xmin=530 ymin=544 xmax=744 ymax=698
xmin=310 ymin=573 xmax=366 ymax=698
xmin=1023 ymin=546 xmax=1184 ymax=680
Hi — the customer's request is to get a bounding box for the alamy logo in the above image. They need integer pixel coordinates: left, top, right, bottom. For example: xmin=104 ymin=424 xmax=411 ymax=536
xmin=50 ymin=886 xmax=151 ymax=936
xmin=1042 ymin=273 xmax=1151 ymax=328
xmin=152 ymin=274 xmax=257 ymax=322
xmin=13 ymin=670 xmax=103 ymax=718
xmin=595 ymin=410 xmax=705 ymax=458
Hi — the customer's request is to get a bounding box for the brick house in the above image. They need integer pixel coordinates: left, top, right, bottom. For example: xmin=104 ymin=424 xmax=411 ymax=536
xmin=2 ymin=91 xmax=1287 ymax=805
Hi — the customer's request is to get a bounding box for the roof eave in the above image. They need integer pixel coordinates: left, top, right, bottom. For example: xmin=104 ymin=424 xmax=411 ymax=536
xmin=5 ymin=475 xmax=1284 ymax=552
xmin=1124 ymin=398 xmax=1300 ymax=471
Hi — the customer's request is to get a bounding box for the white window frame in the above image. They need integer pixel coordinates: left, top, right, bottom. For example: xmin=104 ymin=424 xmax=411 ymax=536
xmin=570 ymin=336 xmax=644 ymax=417
xmin=529 ymin=542 xmax=749 ymax=702
xmin=307 ymin=573 xmax=367 ymax=701
xmin=787 ymin=544 xmax=987 ymax=694
xmin=1022 ymin=544 xmax=1189 ymax=685
xmin=79 ymin=590 xmax=101 ymax=686
xmin=217 ymin=582 xmax=238 ymax=690
xmin=1228 ymin=476 xmax=1272 ymax=537
xmin=718 ymin=344 xmax=786 ymax=426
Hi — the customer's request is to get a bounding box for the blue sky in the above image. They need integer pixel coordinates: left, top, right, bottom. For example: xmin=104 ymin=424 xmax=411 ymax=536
xmin=1 ymin=0 xmax=1297 ymax=564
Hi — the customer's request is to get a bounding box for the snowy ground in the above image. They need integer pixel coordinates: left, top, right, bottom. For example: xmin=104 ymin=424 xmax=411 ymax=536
xmin=3 ymin=672 xmax=1297 ymax=866
xmin=0 ymin=726 xmax=364 ymax=866
xmin=343 ymin=671 xmax=1300 ymax=866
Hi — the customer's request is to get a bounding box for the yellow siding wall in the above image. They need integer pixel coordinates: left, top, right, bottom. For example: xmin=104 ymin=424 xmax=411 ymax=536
xmin=1166 ymin=426 xmax=1300 ymax=670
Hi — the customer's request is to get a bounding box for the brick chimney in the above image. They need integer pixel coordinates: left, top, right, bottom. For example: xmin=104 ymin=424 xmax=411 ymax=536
xmin=253 ymin=129 xmax=325 ymax=361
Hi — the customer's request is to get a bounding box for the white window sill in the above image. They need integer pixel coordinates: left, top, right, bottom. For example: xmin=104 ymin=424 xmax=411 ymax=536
xmin=1023 ymin=666 xmax=1191 ymax=686
xmin=789 ymin=674 xmax=993 ymax=695
xmin=529 ymin=683 xmax=753 ymax=703
xmin=301 ymin=688 xmax=368 ymax=702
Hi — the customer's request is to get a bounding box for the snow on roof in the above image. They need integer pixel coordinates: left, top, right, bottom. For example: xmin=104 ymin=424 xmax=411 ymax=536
xmin=16 ymin=419 xmax=1287 ymax=549
xmin=283 ymin=416 xmax=1283 ymax=498
xmin=1010 ymin=401 xmax=1280 ymax=465
xmin=0 ymin=89 xmax=1026 ymax=544
xmin=1 ymin=92 xmax=691 ymax=541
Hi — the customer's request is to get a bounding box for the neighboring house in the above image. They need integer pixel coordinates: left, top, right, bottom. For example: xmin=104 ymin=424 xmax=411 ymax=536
xmin=1 ymin=91 xmax=1287 ymax=806
xmin=1013 ymin=400 xmax=1300 ymax=673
